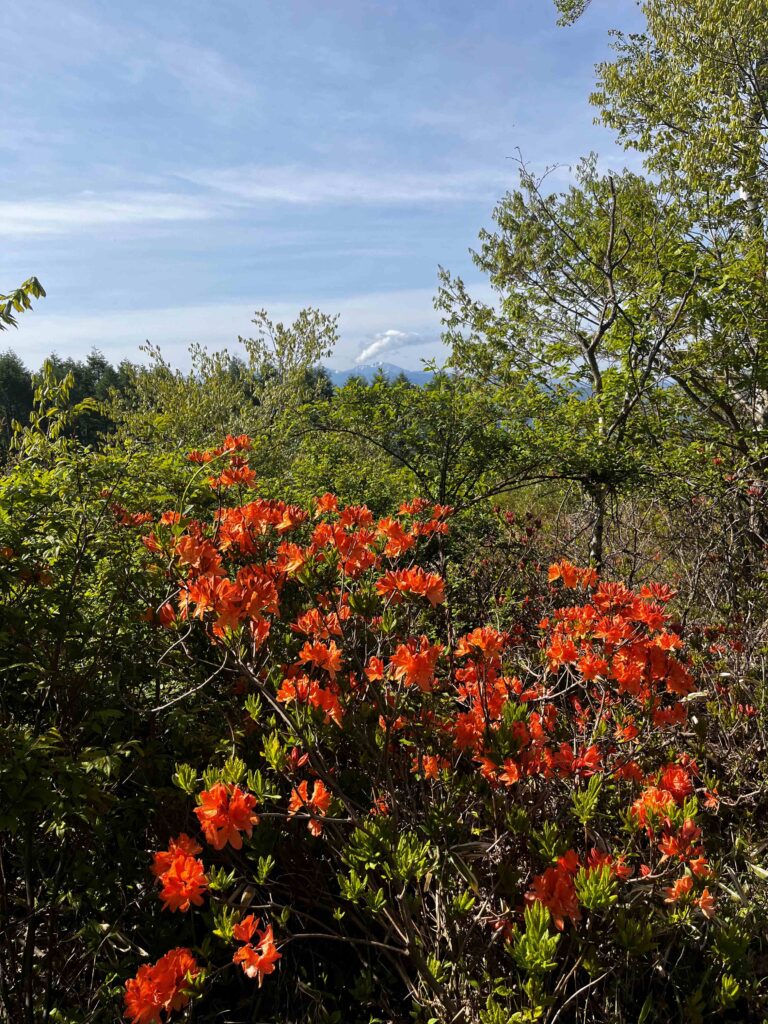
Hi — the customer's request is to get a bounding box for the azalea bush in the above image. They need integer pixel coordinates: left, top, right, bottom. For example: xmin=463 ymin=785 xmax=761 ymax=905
xmin=112 ymin=435 xmax=768 ymax=1024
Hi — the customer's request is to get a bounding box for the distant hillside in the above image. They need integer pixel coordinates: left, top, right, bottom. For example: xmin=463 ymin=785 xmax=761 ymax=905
xmin=324 ymin=362 xmax=434 ymax=387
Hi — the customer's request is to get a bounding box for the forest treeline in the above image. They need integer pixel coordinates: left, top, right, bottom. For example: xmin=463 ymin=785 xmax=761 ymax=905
xmin=2 ymin=1 xmax=768 ymax=1022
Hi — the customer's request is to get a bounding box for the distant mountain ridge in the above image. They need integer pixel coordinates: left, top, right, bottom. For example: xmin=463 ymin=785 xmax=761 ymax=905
xmin=324 ymin=361 xmax=434 ymax=387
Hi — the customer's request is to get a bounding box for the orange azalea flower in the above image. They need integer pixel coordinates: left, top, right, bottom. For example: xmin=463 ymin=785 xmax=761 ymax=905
xmin=277 ymin=674 xmax=315 ymax=706
xmin=527 ymin=857 xmax=581 ymax=931
xmin=276 ymin=504 xmax=308 ymax=533
xmin=474 ymin=754 xmax=501 ymax=786
xmin=546 ymin=633 xmax=579 ymax=670
xmin=310 ymin=685 xmax=344 ymax=727
xmin=288 ymin=779 xmax=332 ymax=836
xmin=430 ymin=503 xmax=453 ymax=521
xmin=688 ymin=855 xmax=712 ymax=878
xmin=314 ymin=492 xmax=339 ymax=515
xmin=548 ymin=560 xmax=597 ymax=589
xmin=586 ymin=847 xmax=632 ymax=880
xmin=209 ymin=456 xmax=256 ymax=489
xmin=654 ymin=630 xmax=683 ymax=651
xmin=664 ymin=874 xmax=694 ymax=903
xmin=390 ymin=636 xmax=443 ymax=692
xmin=577 ymin=652 xmax=608 ymax=681
xmin=454 ymin=626 xmax=507 ymax=660
xmin=337 ymin=503 xmax=374 ymax=528
xmin=221 ymin=433 xmax=252 ymax=451
xmin=639 ymin=582 xmax=677 ymax=603
xmin=298 ymin=640 xmax=343 ymax=679
xmin=411 ymin=753 xmax=447 ymax=779
xmin=376 ymin=517 xmax=416 ymax=558
xmin=697 ymin=887 xmax=716 ymax=918
xmin=173 ymin=534 xmax=224 ymax=576
xmin=364 ymin=656 xmax=385 ymax=682
xmin=614 ymin=718 xmax=639 ymax=742
xmin=233 ymin=913 xmax=259 ymax=943
xmin=375 ymin=567 xmax=445 ymax=606
xmin=233 ymin=923 xmax=281 ymax=986
xmin=499 ymin=758 xmax=521 ymax=786
xmin=291 ymin=607 xmax=343 ymax=638
xmin=657 ymin=818 xmax=702 ymax=863
xmin=151 ymin=834 xmax=202 ymax=877
xmin=630 ymin=786 xmax=674 ymax=831
xmin=194 ymin=782 xmax=259 ymax=850
xmin=124 ymin=947 xmax=200 ymax=1024
xmin=659 ymin=764 xmax=693 ymax=803
xmin=156 ymin=852 xmax=208 ymax=913
xmin=399 ymin=498 xmax=430 ymax=515
xmin=277 ymin=676 xmax=344 ymax=726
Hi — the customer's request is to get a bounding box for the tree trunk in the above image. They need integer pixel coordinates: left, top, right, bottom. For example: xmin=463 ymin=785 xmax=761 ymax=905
xmin=588 ymin=484 xmax=606 ymax=571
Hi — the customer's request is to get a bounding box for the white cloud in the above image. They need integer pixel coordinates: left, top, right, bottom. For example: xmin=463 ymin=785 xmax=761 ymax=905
xmin=180 ymin=165 xmax=512 ymax=205
xmin=355 ymin=328 xmax=428 ymax=364
xmin=0 ymin=192 xmax=214 ymax=236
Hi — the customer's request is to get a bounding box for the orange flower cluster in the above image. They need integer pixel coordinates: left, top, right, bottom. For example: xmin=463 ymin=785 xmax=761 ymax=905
xmin=630 ymin=763 xmax=715 ymax=889
xmin=124 ymin=947 xmax=200 ymax=1024
xmin=145 ymin=483 xmax=451 ymax=652
xmin=277 ymin=673 xmax=344 ymax=726
xmin=663 ymin=874 xmax=716 ymax=917
xmin=208 ymin=455 xmax=256 ymax=489
xmin=187 ymin=433 xmax=251 ymax=463
xmin=376 ymin=567 xmax=446 ymax=606
xmin=526 ymin=847 xmax=633 ymax=931
xmin=527 ymin=851 xmax=581 ymax=931
xmin=390 ymin=636 xmax=444 ymax=692
xmin=630 ymin=786 xmax=675 ymax=831
xmin=194 ymin=783 xmax=259 ymax=850
xmin=232 ymin=915 xmax=282 ymax=987
xmin=450 ymin=625 xmax=554 ymax=777
xmin=288 ymin=778 xmax=332 ymax=835
xmin=151 ymin=834 xmax=208 ymax=913
xmin=545 ymin=575 xmax=693 ymax=730
xmin=547 ymin=560 xmax=598 ymax=589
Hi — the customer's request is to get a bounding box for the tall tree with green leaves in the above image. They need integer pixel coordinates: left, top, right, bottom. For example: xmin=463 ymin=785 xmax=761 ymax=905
xmin=594 ymin=0 xmax=768 ymax=209
xmin=440 ymin=160 xmax=695 ymax=567
xmin=593 ymin=0 xmax=768 ymax=544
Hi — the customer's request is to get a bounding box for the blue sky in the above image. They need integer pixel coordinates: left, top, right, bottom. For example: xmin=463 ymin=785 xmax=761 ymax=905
xmin=0 ymin=0 xmax=644 ymax=370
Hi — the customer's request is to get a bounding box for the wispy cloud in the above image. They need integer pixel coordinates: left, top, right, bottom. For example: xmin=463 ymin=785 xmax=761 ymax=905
xmin=0 ymin=192 xmax=214 ymax=236
xmin=0 ymin=0 xmax=253 ymax=114
xmin=125 ymin=38 xmax=255 ymax=108
xmin=355 ymin=328 xmax=430 ymax=364
xmin=181 ymin=165 xmax=512 ymax=205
